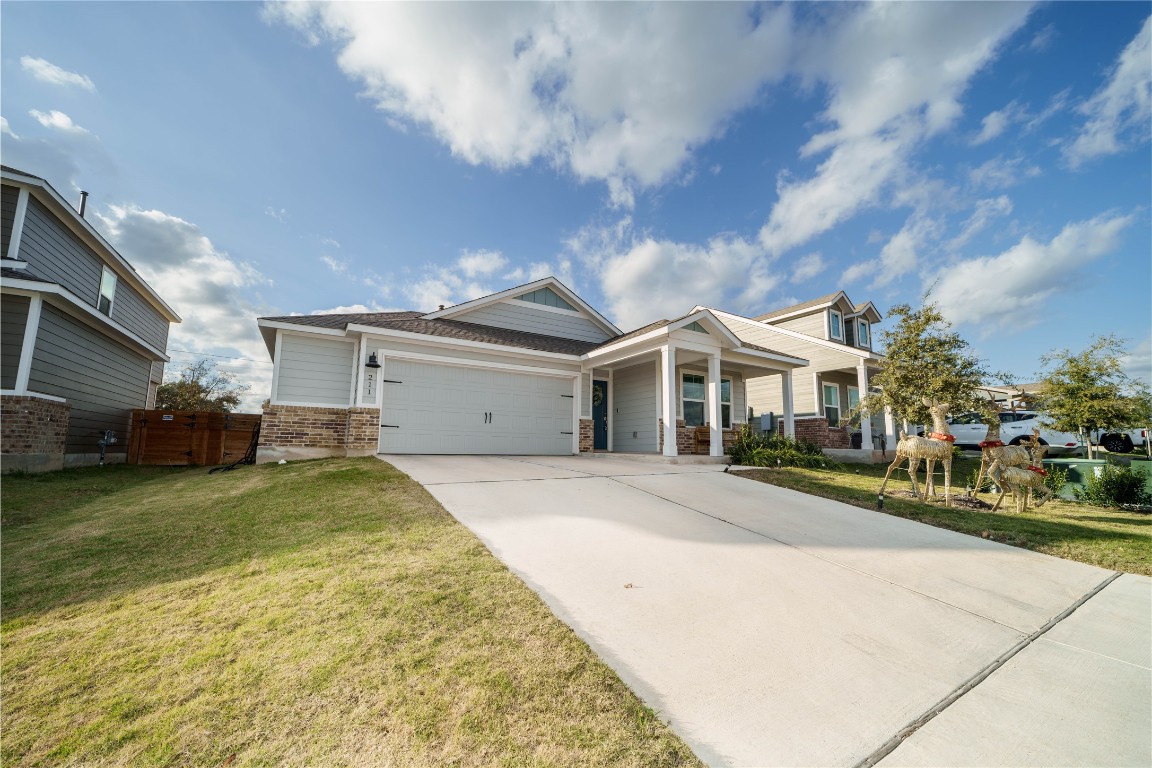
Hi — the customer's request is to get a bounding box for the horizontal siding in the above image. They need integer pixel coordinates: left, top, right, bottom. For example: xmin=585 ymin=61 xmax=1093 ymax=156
xmin=774 ymin=311 xmax=826 ymax=339
xmin=27 ymin=304 xmax=151 ymax=454
xmin=455 ymin=301 xmax=612 ymax=343
xmin=1 ymin=294 xmax=30 ymax=389
xmin=612 ymin=361 xmax=657 ymax=452
xmin=368 ymin=337 xmax=582 ymax=373
xmin=746 ymin=376 xmax=784 ymax=418
xmin=1 ymin=184 xmax=18 ymax=257
xmin=17 ymin=197 xmax=170 ymax=351
xmin=276 ymin=335 xmax=355 ymax=406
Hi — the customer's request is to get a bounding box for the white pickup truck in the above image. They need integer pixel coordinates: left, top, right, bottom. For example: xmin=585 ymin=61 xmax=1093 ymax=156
xmin=942 ymin=411 xmax=1084 ymax=456
xmin=1091 ymin=427 xmax=1148 ymax=454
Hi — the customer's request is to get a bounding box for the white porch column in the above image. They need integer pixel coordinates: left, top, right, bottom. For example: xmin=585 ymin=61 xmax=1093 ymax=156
xmin=781 ymin=369 xmax=795 ymax=438
xmin=884 ymin=406 xmax=897 ymax=450
xmin=14 ymin=294 xmax=43 ymax=393
xmin=661 ymin=344 xmax=678 ymax=456
xmin=707 ymin=353 xmax=722 ymax=456
xmin=856 ymin=363 xmax=872 ymax=450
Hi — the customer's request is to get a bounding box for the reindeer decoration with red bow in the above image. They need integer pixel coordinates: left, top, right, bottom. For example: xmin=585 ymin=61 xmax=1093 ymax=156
xmin=989 ymin=431 xmax=1051 ymax=514
xmin=879 ymin=398 xmax=955 ymax=507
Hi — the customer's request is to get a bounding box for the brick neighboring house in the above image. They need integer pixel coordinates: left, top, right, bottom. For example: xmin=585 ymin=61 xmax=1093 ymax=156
xmin=1 ymin=166 xmax=179 ymax=472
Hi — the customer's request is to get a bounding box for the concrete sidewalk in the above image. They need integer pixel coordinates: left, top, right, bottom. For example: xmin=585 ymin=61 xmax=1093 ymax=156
xmin=385 ymin=454 xmax=1152 ymax=767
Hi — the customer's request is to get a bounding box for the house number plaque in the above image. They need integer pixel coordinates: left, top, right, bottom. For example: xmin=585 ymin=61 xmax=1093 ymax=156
xmin=365 ymin=370 xmax=376 ymax=398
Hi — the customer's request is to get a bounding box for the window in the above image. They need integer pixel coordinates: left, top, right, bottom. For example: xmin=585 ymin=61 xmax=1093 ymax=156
xmin=829 ymin=309 xmax=843 ymax=341
xmin=682 ymin=373 xmax=705 ymax=426
xmin=98 ymin=266 xmax=117 ymax=316
xmin=858 ymin=319 xmax=870 ymax=348
xmin=823 ymin=383 xmax=841 ymax=425
xmin=681 ymin=374 xmax=732 ymax=427
xmin=847 ymin=386 xmax=860 ymax=413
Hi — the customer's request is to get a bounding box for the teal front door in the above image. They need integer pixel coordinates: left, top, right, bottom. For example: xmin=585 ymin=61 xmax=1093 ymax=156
xmin=592 ymin=380 xmax=608 ymax=450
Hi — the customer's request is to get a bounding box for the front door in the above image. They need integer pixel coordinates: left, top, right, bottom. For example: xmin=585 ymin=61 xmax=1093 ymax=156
xmin=592 ymin=380 xmax=608 ymax=450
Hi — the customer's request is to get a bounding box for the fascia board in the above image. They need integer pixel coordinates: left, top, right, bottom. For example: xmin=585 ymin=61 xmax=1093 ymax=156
xmin=2 ymin=169 xmax=182 ymax=323
xmin=346 ymin=323 xmax=582 ymax=361
xmin=1 ymin=279 xmax=169 ymax=360
xmin=421 ymin=276 xmax=621 ymax=335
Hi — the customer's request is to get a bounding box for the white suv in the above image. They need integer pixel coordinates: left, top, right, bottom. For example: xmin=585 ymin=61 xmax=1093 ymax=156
xmin=943 ymin=411 xmax=1084 ymax=456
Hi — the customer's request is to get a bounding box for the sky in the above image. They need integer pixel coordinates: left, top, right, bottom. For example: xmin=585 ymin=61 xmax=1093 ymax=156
xmin=2 ymin=1 xmax=1149 ymax=412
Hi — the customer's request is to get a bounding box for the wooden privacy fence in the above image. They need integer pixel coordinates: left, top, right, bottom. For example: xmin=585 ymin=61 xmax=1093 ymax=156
xmin=128 ymin=410 xmax=261 ymax=466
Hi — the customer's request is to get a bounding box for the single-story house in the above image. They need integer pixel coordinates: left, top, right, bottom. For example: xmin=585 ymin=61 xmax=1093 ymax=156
xmin=256 ymin=277 xmax=808 ymax=461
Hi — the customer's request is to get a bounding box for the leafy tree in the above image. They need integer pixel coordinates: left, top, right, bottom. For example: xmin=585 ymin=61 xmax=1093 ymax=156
xmin=156 ymin=359 xmax=250 ymax=413
xmin=1034 ymin=335 xmax=1152 ymax=459
xmin=856 ymin=300 xmax=994 ymax=427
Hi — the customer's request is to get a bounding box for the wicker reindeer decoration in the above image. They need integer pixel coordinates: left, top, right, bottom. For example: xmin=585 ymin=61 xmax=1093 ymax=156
xmin=972 ymin=401 xmax=1033 ymax=498
xmin=989 ymin=432 xmax=1051 ymax=514
xmin=879 ymin=398 xmax=956 ymax=507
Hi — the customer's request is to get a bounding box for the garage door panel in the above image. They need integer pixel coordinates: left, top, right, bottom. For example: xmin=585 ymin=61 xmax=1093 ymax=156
xmin=378 ymin=357 xmax=574 ymax=455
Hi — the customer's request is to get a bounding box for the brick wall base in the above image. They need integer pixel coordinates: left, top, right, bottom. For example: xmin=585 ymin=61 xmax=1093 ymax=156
xmin=657 ymin=418 xmax=737 ymax=455
xmin=1 ymin=394 xmax=71 ymax=473
xmin=257 ymin=404 xmax=381 ymax=463
xmin=579 ymin=419 xmax=594 ymax=452
xmin=794 ymin=417 xmax=851 ymax=449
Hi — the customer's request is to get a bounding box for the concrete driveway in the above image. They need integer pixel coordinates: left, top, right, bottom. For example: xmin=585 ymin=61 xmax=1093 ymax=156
xmin=384 ymin=454 xmax=1151 ymax=767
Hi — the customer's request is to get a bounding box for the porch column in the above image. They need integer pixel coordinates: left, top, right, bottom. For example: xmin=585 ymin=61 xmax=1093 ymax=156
xmin=884 ymin=406 xmax=897 ymax=449
xmin=856 ymin=363 xmax=872 ymax=450
xmin=661 ymin=344 xmax=678 ymax=456
xmin=707 ymin=353 xmax=722 ymax=456
xmin=781 ymin=369 xmax=795 ymax=438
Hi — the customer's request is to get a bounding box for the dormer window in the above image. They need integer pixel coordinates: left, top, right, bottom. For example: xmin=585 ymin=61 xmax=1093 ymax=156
xmin=98 ymin=266 xmax=117 ymax=316
xmin=858 ymin=319 xmax=870 ymax=348
xmin=829 ymin=309 xmax=843 ymax=341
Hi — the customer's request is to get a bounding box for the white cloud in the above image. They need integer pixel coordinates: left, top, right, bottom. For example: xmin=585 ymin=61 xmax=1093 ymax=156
xmin=1121 ymin=335 xmax=1152 ymax=388
xmin=309 ymin=303 xmax=392 ymax=315
xmin=29 ymin=109 xmax=90 ymax=135
xmin=1064 ymin=16 xmax=1152 ymax=168
xmin=971 ymin=101 xmax=1024 ymax=145
xmin=457 ymin=249 xmax=507 ymax=278
xmin=759 ymin=2 xmax=1032 ymax=256
xmin=931 ymin=212 xmax=1134 ymax=333
xmin=267 ymin=2 xmax=791 ymax=207
xmin=947 ymin=195 xmax=1013 ymax=251
xmin=20 ymin=56 xmax=96 ymax=92
xmin=1 ymin=116 xmax=17 ymax=139
xmin=320 ymin=254 xmax=348 ymax=275
xmin=264 ymin=206 xmax=288 ymax=222
xmin=790 ymin=252 xmax=825 ymax=284
xmin=968 ymin=155 xmax=1042 ymax=190
xmin=96 ymin=206 xmax=274 ymax=412
xmin=404 ymin=249 xmax=511 ymax=310
xmin=1027 ymin=24 xmax=1056 ymax=53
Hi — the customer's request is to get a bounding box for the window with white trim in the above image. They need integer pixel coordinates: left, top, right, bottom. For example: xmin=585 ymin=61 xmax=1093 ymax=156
xmin=829 ymin=309 xmax=843 ymax=341
xmin=721 ymin=378 xmax=732 ymax=429
xmin=847 ymin=385 xmax=860 ymax=413
xmin=682 ymin=373 xmax=733 ymax=428
xmin=823 ymin=383 xmax=841 ymax=425
xmin=857 ymin=319 xmax=870 ymax=348
xmin=98 ymin=266 xmax=117 ymax=316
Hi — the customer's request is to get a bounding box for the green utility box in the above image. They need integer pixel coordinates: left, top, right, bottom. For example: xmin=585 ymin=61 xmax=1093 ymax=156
xmin=1042 ymin=458 xmax=1107 ymax=501
xmin=1119 ymin=457 xmax=1152 ymax=498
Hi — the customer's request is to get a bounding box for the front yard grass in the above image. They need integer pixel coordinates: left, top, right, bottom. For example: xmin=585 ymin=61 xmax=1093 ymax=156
xmin=1 ymin=458 xmax=700 ymax=767
xmin=735 ymin=457 xmax=1151 ymax=576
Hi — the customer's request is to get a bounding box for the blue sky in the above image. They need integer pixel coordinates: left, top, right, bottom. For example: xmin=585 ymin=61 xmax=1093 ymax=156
xmin=2 ymin=1 xmax=1149 ymax=411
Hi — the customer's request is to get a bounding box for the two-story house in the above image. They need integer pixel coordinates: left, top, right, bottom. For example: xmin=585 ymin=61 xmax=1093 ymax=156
xmin=1 ymin=166 xmax=180 ymax=472
xmin=701 ymin=291 xmax=893 ymax=455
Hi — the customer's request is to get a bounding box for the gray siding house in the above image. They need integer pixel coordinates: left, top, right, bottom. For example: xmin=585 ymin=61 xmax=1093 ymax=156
xmin=256 ymin=277 xmax=808 ymax=462
xmin=1 ymin=166 xmax=180 ymax=471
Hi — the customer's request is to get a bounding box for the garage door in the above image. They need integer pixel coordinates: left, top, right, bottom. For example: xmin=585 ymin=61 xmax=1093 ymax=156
xmin=377 ymin=358 xmax=575 ymax=455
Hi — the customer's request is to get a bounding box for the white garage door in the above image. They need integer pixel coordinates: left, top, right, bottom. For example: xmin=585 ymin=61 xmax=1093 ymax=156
xmin=377 ymin=358 xmax=575 ymax=455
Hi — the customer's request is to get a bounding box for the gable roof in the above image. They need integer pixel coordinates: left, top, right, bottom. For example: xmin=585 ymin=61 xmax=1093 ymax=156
xmin=755 ymin=290 xmax=882 ymax=324
xmin=421 ymin=276 xmax=621 ymax=336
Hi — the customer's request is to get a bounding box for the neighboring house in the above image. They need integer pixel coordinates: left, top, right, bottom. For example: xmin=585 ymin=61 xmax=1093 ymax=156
xmin=256 ymin=277 xmax=808 ymax=462
xmin=1 ymin=166 xmax=180 ymax=472
xmin=700 ymin=291 xmax=893 ymax=453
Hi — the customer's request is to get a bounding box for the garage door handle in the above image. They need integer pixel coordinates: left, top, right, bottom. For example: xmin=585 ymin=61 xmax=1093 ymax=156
xmin=560 ymin=431 xmax=573 ymax=435
xmin=380 ymin=424 xmax=399 ymax=428
xmin=381 ymin=379 xmax=402 ymax=384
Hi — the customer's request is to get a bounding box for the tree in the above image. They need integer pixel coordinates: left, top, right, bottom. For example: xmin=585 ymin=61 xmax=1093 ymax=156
xmin=1034 ymin=335 xmax=1152 ymax=459
xmin=156 ymin=359 xmax=250 ymax=413
xmin=857 ymin=300 xmax=994 ymax=428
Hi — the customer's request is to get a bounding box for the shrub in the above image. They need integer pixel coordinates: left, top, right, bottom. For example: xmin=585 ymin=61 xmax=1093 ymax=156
xmin=728 ymin=426 xmax=841 ymax=469
xmin=1074 ymin=464 xmax=1152 ymax=508
xmin=1043 ymin=465 xmax=1069 ymax=495
xmin=964 ymin=466 xmax=995 ymax=494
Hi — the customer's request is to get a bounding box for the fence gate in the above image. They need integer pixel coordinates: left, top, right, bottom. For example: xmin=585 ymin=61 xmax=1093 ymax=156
xmin=128 ymin=410 xmax=262 ymax=466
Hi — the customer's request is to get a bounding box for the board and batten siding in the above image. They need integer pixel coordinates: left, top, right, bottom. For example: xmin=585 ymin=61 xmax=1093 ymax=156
xmin=276 ymin=334 xmax=356 ymax=407
xmin=1 ymin=184 xmax=19 ymax=256
xmin=612 ymin=361 xmax=657 ymax=452
xmin=722 ymin=314 xmax=863 ymax=419
xmin=454 ymin=300 xmax=612 ymax=343
xmin=15 ymin=196 xmax=169 ymax=351
xmin=27 ymin=303 xmax=151 ymax=454
xmin=1 ymin=294 xmax=30 ymax=389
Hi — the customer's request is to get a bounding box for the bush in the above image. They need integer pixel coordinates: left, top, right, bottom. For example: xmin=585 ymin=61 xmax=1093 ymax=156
xmin=1043 ymin=465 xmax=1069 ymax=495
xmin=728 ymin=426 xmax=841 ymax=469
xmin=1074 ymin=464 xmax=1152 ymax=507
xmin=964 ymin=466 xmax=995 ymax=494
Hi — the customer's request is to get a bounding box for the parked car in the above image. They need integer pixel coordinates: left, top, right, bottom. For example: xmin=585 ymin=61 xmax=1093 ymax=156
xmin=939 ymin=411 xmax=1084 ymax=456
xmin=1091 ymin=427 xmax=1148 ymax=454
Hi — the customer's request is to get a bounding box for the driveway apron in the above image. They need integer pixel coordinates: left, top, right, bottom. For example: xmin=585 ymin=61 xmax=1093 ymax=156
xmin=384 ymin=455 xmax=1152 ymax=768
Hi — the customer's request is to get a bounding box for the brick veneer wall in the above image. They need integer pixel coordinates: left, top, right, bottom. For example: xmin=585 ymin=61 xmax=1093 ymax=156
xmin=656 ymin=418 xmax=738 ymax=455
xmin=1 ymin=395 xmax=70 ymax=467
xmin=260 ymin=405 xmax=380 ymax=450
xmin=579 ymin=419 xmax=593 ymax=452
xmin=794 ymin=417 xmax=851 ymax=449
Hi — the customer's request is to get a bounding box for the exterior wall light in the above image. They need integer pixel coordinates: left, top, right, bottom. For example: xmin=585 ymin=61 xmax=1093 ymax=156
xmin=365 ymin=353 xmax=381 ymax=369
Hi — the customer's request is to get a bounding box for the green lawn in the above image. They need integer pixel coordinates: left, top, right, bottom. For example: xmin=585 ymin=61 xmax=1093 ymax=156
xmin=1 ymin=459 xmax=700 ymax=767
xmin=735 ymin=457 xmax=1151 ymax=576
